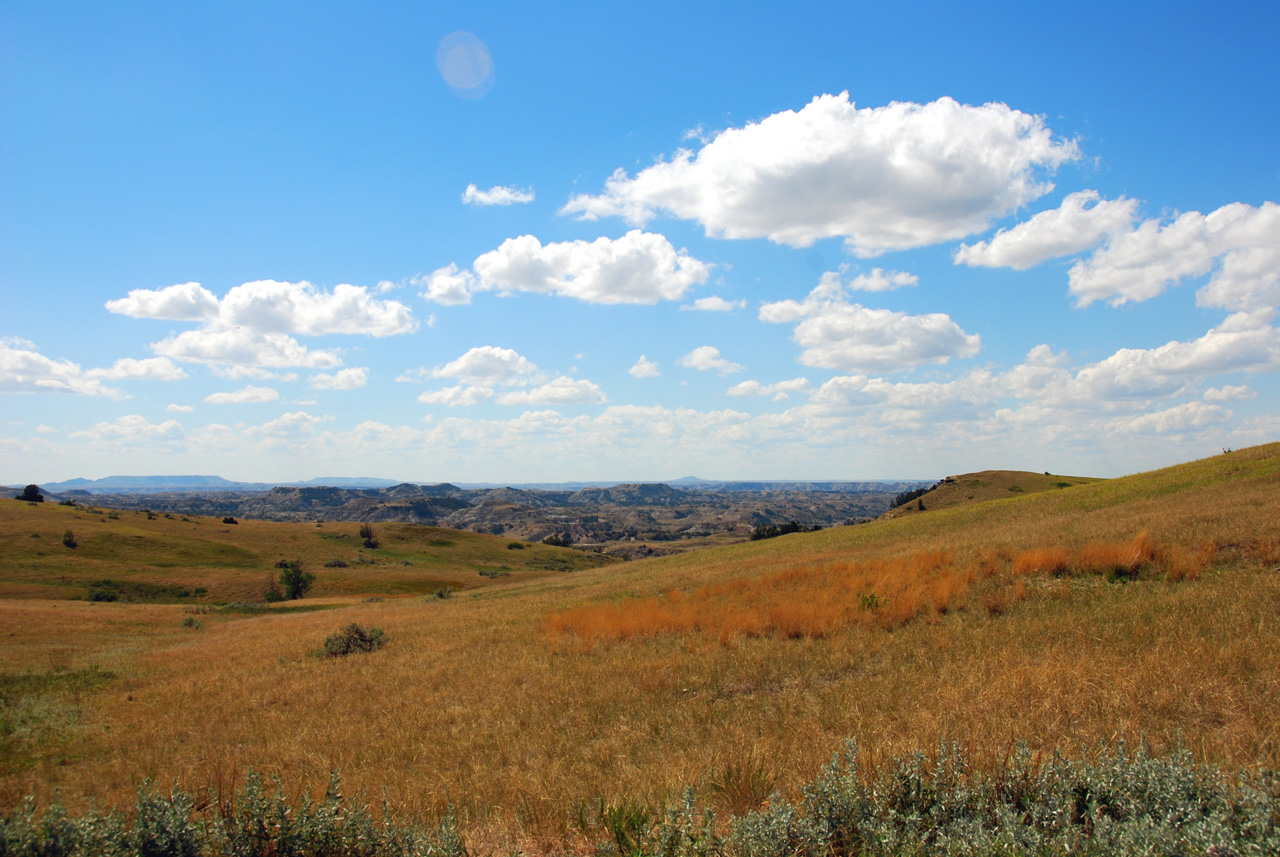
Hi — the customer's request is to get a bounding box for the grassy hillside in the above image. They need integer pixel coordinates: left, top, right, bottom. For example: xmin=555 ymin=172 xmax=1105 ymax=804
xmin=0 ymin=504 xmax=611 ymax=603
xmin=880 ymin=468 xmax=1105 ymax=519
xmin=1 ymin=444 xmax=1278 ymax=852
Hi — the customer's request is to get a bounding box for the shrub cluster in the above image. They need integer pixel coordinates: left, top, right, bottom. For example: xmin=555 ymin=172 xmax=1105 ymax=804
xmin=320 ymin=622 xmax=387 ymax=657
xmin=749 ymin=520 xmax=822 ymax=541
xmin=4 ymin=743 xmax=1275 ymax=856
xmin=891 ymin=482 xmax=940 ymax=509
xmin=0 ymin=772 xmax=465 ymax=857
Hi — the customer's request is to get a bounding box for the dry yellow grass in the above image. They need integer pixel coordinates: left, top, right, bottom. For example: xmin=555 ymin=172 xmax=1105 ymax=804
xmin=1 ymin=443 xmax=1278 ymax=851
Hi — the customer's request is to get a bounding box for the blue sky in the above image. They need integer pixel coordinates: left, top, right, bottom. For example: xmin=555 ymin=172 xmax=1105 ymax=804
xmin=3 ymin=1 xmax=1278 ymax=484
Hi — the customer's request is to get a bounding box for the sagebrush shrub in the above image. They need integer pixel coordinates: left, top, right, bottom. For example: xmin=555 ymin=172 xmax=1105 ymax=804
xmin=321 ymin=623 xmax=387 ymax=657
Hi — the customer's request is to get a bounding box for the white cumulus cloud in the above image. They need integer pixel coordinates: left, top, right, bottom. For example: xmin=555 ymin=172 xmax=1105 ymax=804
xmin=1204 ymin=384 xmax=1254 ymax=402
xmin=726 ymin=378 xmax=811 ymax=401
xmin=1068 ymin=201 xmax=1280 ymax=309
xmin=678 ymin=346 xmax=745 ymax=376
xmin=495 ymin=377 xmax=607 ymax=406
xmin=846 ymin=269 xmax=919 ymax=292
xmin=682 ymin=296 xmax=747 ymax=311
xmin=759 ymin=276 xmax=980 ymax=373
xmin=309 ymin=368 xmax=369 ymax=390
xmin=204 ymin=385 xmax=280 ymax=405
xmin=0 ymin=340 xmax=149 ymax=399
xmin=1110 ymin=401 xmax=1231 ymax=434
xmin=561 ymin=93 xmax=1079 ymax=256
xmin=629 ymin=355 xmax=661 ymax=378
xmin=84 ymin=356 xmax=187 ymax=382
xmin=954 ymin=191 xmax=1138 ymax=270
xmin=418 ymin=385 xmax=495 ymax=407
xmin=69 ymin=414 xmax=185 ymax=445
xmin=423 ymin=230 xmax=711 ymax=306
xmin=107 ymin=279 xmax=418 ymax=369
xmin=462 ymin=183 xmax=535 ymax=206
xmin=155 ymin=329 xmax=342 ymax=370
xmin=431 ymin=346 xmax=538 ymax=386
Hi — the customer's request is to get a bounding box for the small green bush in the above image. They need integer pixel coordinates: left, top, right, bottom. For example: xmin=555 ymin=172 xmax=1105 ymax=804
xmin=61 ymin=530 xmax=77 ymax=549
xmin=506 ymin=541 xmax=526 ymax=550
xmin=221 ymin=516 xmax=238 ymax=525
xmin=321 ymin=623 xmax=387 ymax=657
xmin=181 ymin=616 xmax=203 ymax=629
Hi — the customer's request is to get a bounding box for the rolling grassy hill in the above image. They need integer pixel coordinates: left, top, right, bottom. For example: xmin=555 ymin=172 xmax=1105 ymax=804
xmin=1 ymin=443 xmax=1278 ymax=852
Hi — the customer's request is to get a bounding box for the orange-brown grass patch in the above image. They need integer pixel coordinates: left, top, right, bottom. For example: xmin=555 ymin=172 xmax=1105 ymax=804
xmin=550 ymin=533 xmax=1217 ymax=649
xmin=1011 ymin=547 xmax=1070 ymax=576
xmin=546 ymin=549 xmax=981 ymax=646
xmin=1011 ymin=531 xmax=1214 ymax=583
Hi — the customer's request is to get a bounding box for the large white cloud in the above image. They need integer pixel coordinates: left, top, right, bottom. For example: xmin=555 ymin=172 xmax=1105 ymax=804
xmin=1072 ymin=309 xmax=1280 ymax=398
xmin=153 ymin=329 xmax=342 ymax=369
xmin=561 ymin=93 xmax=1079 ymax=256
xmin=954 ymin=191 xmax=1138 ymax=270
xmin=1068 ymin=201 xmax=1280 ymax=309
xmin=108 ymin=280 xmax=416 ymax=336
xmin=107 ymin=279 xmax=418 ymax=369
xmin=495 ymin=377 xmax=607 ymax=406
xmin=422 ymin=230 xmax=711 ymax=306
xmin=760 ymin=276 xmax=980 ymax=373
xmin=104 ymin=282 xmax=220 ymax=321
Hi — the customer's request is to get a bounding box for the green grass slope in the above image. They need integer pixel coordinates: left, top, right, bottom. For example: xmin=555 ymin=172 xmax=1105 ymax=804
xmin=0 ymin=504 xmax=613 ymax=603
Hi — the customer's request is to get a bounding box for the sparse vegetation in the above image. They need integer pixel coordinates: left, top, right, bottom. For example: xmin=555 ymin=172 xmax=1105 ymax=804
xmin=360 ymin=523 xmax=379 ymax=549
xmin=60 ymin=530 xmax=76 ymax=549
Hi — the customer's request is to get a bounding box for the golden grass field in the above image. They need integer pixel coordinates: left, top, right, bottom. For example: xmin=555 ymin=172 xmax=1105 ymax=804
xmin=2 ymin=443 xmax=1279 ymax=852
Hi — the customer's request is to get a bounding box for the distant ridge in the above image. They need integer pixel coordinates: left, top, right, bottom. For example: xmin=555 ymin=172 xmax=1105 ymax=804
xmin=38 ymin=475 xmax=403 ymax=494
xmin=33 ymin=474 xmax=931 ymax=496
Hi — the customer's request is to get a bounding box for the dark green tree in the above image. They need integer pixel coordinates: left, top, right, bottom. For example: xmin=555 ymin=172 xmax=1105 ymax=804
xmin=15 ymin=484 xmax=44 ymax=503
xmin=274 ymin=560 xmax=315 ymax=600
